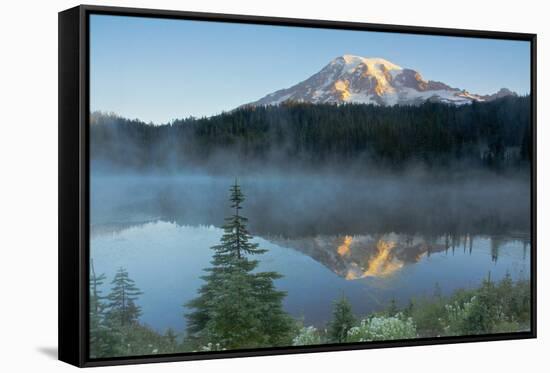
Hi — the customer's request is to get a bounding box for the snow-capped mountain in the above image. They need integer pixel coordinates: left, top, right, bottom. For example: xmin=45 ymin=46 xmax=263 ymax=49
xmin=247 ymin=55 xmax=516 ymax=107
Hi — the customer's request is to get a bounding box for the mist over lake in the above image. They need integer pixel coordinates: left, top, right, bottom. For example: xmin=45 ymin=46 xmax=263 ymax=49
xmin=91 ymin=169 xmax=530 ymax=237
xmin=90 ymin=169 xmax=531 ymax=332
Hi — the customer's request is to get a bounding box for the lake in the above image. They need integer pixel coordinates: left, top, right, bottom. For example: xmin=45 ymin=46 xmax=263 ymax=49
xmin=90 ymin=173 xmax=531 ymax=334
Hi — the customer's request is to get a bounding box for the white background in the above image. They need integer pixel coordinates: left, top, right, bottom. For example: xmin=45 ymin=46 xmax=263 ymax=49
xmin=0 ymin=0 xmax=547 ymax=371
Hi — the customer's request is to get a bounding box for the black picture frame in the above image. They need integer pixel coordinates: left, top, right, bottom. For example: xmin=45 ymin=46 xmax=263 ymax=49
xmin=58 ymin=4 xmax=537 ymax=367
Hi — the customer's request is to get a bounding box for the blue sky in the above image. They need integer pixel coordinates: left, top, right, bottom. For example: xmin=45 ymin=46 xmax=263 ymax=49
xmin=90 ymin=14 xmax=531 ymax=124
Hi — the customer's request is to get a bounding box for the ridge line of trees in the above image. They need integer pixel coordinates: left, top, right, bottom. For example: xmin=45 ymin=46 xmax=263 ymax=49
xmin=90 ymin=96 xmax=531 ymax=172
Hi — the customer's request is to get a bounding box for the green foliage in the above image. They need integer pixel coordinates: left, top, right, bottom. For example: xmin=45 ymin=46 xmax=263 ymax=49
xmin=408 ymin=274 xmax=531 ymax=337
xmin=444 ymin=277 xmax=499 ymax=335
xmin=346 ymin=314 xmax=417 ymax=342
xmin=403 ymin=299 xmax=415 ymax=318
xmin=185 ymin=182 xmax=293 ymax=350
xmin=386 ymin=298 xmax=399 ymax=316
xmin=440 ymin=273 xmax=531 ymax=336
xmin=444 ymin=296 xmax=487 ymax=335
xmin=105 ymin=267 xmax=143 ymax=328
xmin=89 ymin=267 xmax=187 ymax=358
xmin=201 ymin=270 xmax=266 ymax=349
xmin=328 ymin=295 xmax=356 ymax=343
xmin=161 ymin=328 xmax=180 ymax=354
xmin=89 ymin=263 xmax=530 ymax=356
xmin=91 ymin=96 xmax=531 ymax=172
xmin=495 ymin=272 xmax=531 ymax=324
xmin=295 ymin=276 xmax=530 ymax=346
xmin=89 ymin=260 xmax=112 ymax=358
xmin=251 ymin=271 xmax=296 ymax=346
xmin=199 ymin=342 xmax=225 ymax=351
xmin=292 ymin=326 xmax=321 ymax=346
xmin=408 ymin=296 xmax=447 ymax=337
xmin=109 ymin=324 xmax=172 ymax=357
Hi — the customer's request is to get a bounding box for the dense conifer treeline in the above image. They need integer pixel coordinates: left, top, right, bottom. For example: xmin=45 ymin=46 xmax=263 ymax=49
xmin=90 ymin=96 xmax=531 ymax=171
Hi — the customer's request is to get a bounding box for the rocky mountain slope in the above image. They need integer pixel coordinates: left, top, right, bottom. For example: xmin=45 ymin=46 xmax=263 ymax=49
xmin=248 ymin=55 xmax=516 ymax=107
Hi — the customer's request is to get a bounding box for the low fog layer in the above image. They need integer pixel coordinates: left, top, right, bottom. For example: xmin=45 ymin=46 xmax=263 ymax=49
xmin=90 ymin=169 xmax=530 ymax=238
xmin=90 ymin=98 xmax=531 ymax=238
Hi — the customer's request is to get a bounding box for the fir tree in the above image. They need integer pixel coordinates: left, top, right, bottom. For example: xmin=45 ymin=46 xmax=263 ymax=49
xmin=185 ymin=181 xmax=292 ymax=349
xmin=202 ymin=269 xmax=265 ymax=348
xmin=251 ymin=271 xmax=294 ymax=346
xmin=328 ymin=294 xmax=356 ymax=343
xmin=387 ymin=298 xmax=399 ymax=316
xmin=105 ymin=267 xmax=143 ymax=327
xmin=90 ymin=259 xmax=107 ymax=315
xmin=89 ymin=259 xmax=111 ymax=358
xmin=404 ymin=299 xmax=415 ymax=318
xmin=214 ymin=180 xmax=267 ymax=260
xmin=161 ymin=328 xmax=180 ymax=353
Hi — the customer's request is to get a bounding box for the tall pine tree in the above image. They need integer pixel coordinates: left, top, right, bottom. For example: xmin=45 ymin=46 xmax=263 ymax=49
xmin=328 ymin=294 xmax=356 ymax=343
xmin=89 ymin=259 xmax=112 ymax=358
xmin=185 ymin=181 xmax=293 ymax=349
xmin=105 ymin=267 xmax=143 ymax=328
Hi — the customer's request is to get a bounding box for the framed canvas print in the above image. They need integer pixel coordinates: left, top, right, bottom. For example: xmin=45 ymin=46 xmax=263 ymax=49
xmin=58 ymin=5 xmax=536 ymax=367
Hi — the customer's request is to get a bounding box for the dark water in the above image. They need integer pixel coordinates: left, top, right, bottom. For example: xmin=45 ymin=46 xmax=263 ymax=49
xmin=90 ymin=173 xmax=531 ymax=333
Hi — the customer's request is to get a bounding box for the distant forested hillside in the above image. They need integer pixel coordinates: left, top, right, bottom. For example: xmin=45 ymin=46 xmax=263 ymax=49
xmin=90 ymin=96 xmax=531 ymax=172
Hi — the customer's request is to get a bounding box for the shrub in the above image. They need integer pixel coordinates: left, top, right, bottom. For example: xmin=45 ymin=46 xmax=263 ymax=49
xmin=292 ymin=326 xmax=321 ymax=346
xmin=199 ymin=342 xmax=225 ymax=351
xmin=346 ymin=314 xmax=417 ymax=342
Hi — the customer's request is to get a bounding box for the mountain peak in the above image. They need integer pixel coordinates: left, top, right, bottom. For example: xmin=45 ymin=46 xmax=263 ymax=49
xmin=247 ymin=55 xmax=515 ymax=107
xmin=336 ymin=55 xmax=403 ymax=71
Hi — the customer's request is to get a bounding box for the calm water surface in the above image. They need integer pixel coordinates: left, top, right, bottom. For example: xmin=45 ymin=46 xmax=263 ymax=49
xmin=91 ymin=221 xmax=530 ymax=333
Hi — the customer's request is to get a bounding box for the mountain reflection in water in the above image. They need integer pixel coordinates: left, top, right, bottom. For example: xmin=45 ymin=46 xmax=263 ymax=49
xmin=91 ymin=221 xmax=530 ymax=331
xmin=270 ymin=234 xmax=446 ymax=280
xmin=268 ymin=232 xmax=530 ymax=281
